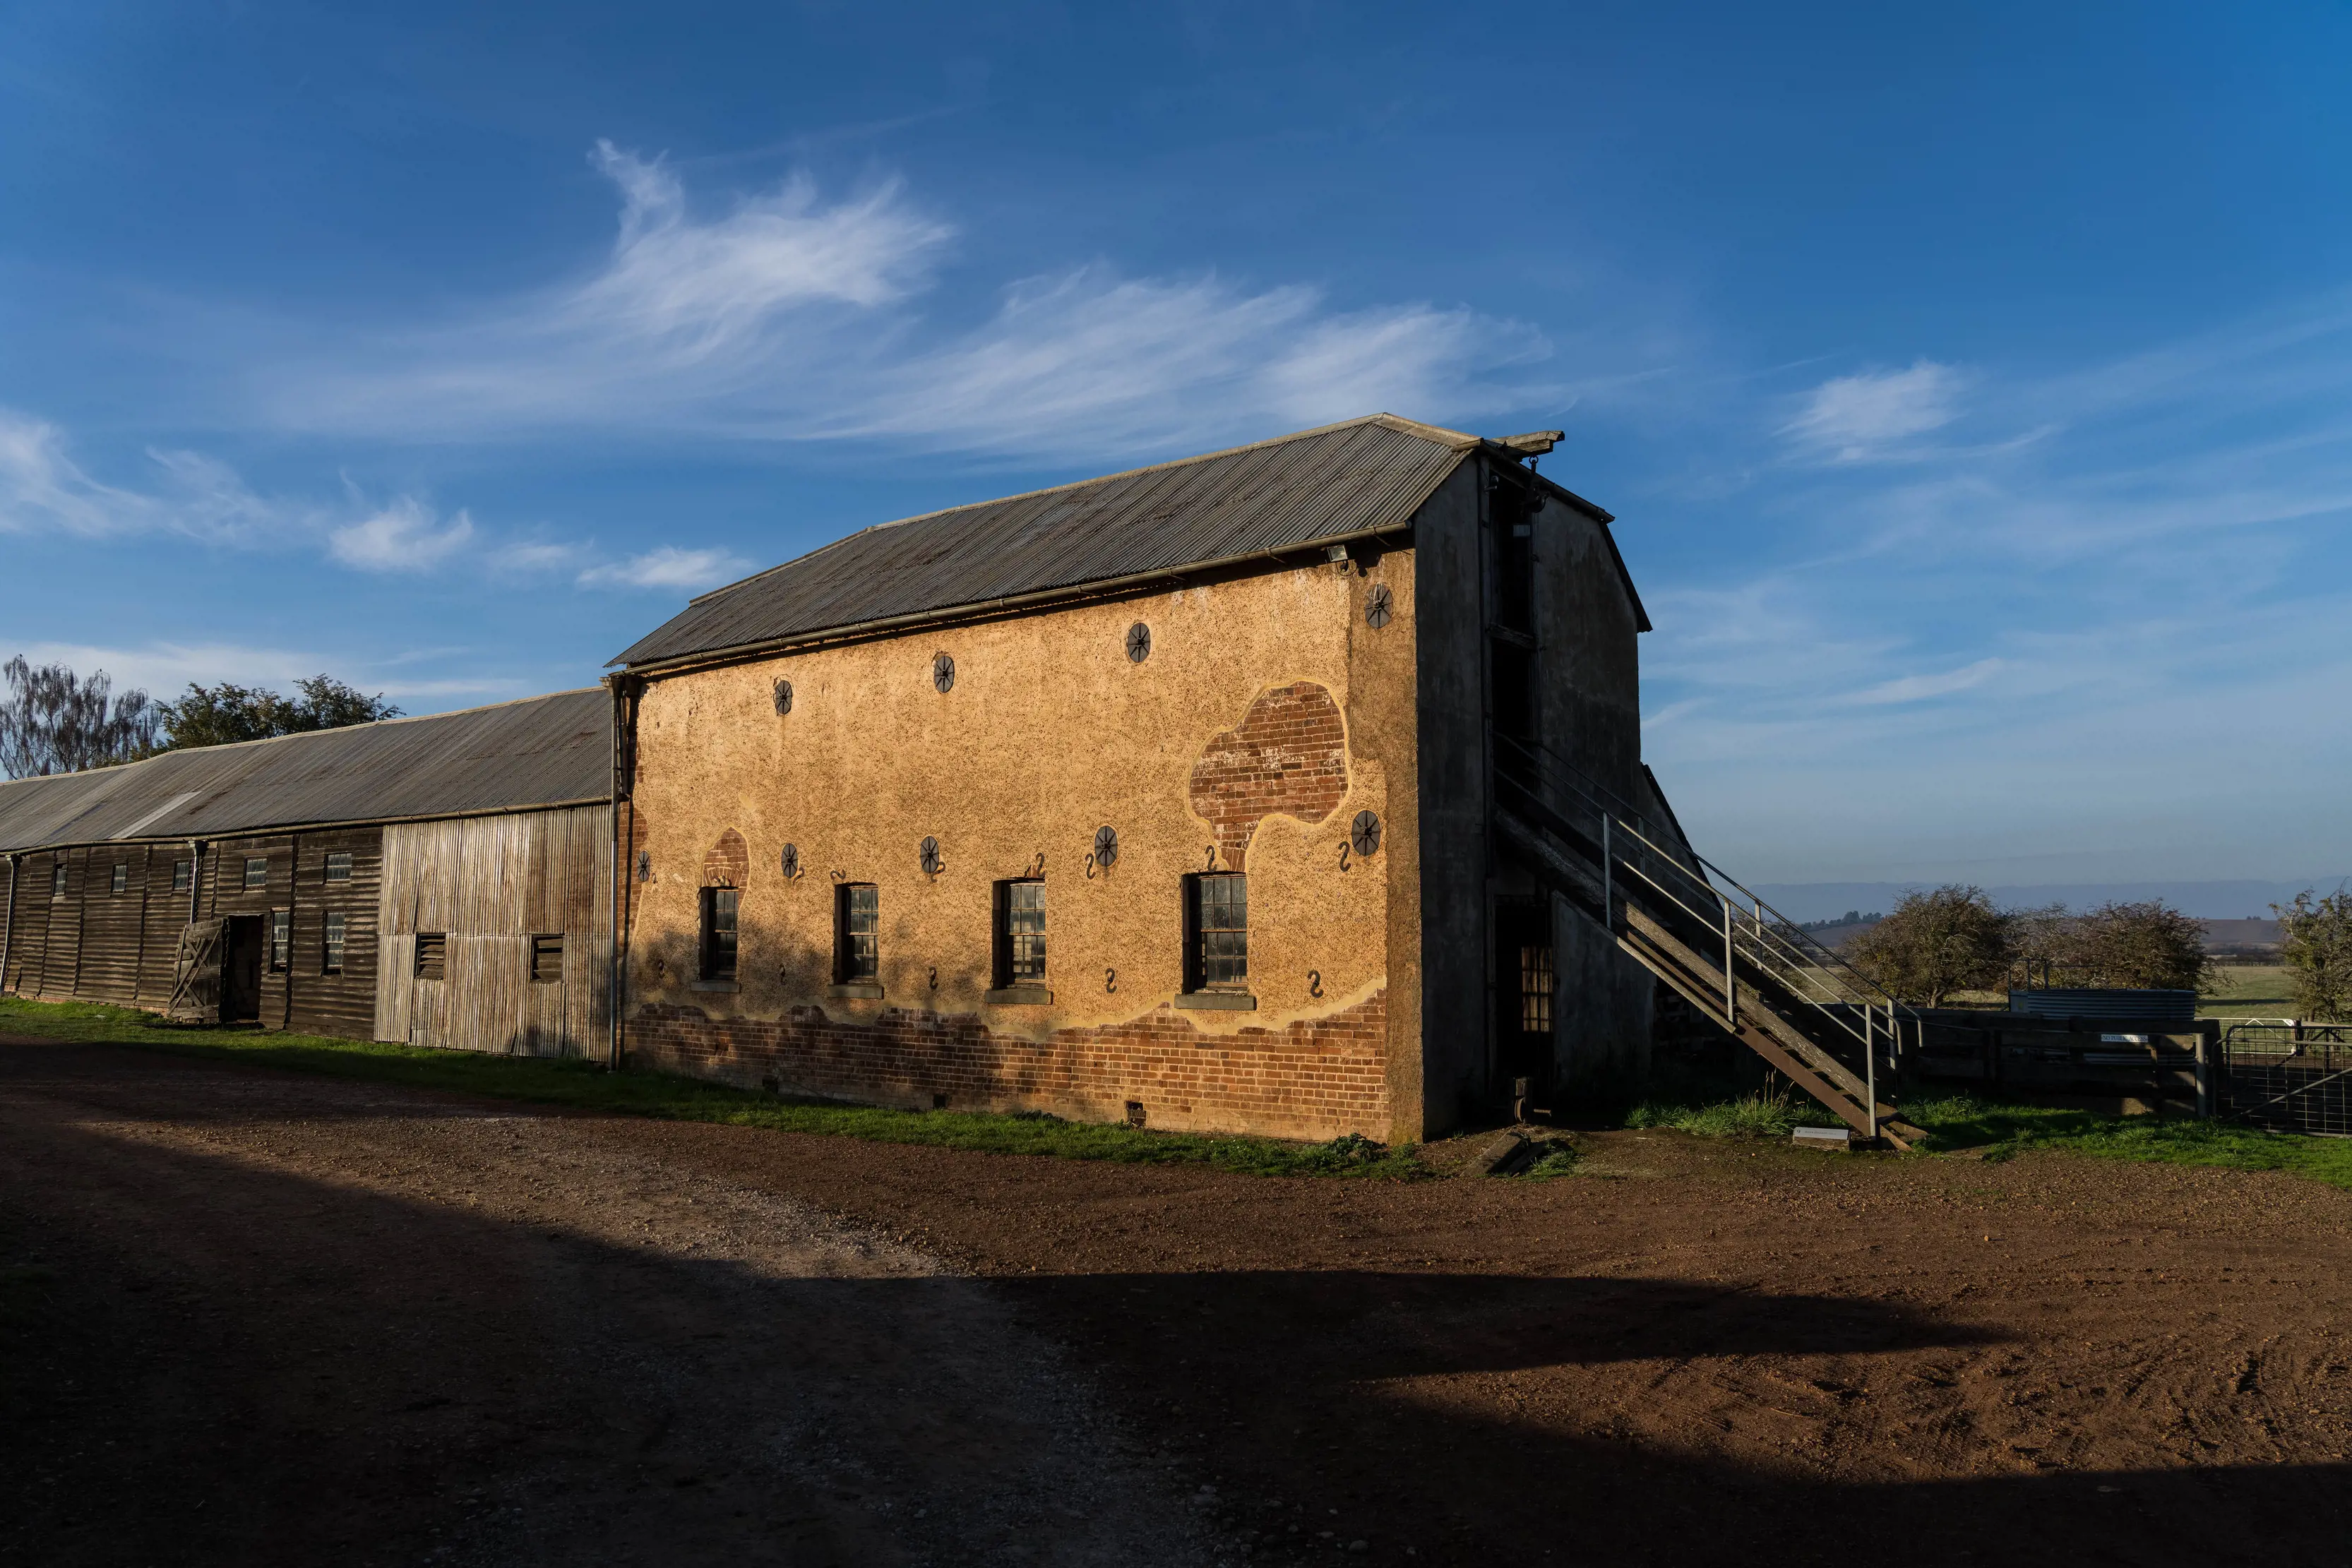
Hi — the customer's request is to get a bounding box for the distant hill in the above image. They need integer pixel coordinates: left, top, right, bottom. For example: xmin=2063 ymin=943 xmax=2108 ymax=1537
xmin=1753 ymin=879 xmax=2349 ymax=924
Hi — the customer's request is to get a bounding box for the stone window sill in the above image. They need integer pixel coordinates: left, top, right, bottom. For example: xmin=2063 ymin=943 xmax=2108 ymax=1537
xmin=688 ymin=978 xmax=739 ymax=993
xmin=827 ymin=981 xmax=885 ymax=1000
xmin=1175 ymin=991 xmax=1257 ymax=1012
xmin=984 ymin=985 xmax=1053 ymax=1005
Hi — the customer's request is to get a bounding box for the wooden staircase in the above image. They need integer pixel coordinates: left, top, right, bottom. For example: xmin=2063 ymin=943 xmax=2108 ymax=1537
xmin=1493 ymin=743 xmax=1923 ymax=1150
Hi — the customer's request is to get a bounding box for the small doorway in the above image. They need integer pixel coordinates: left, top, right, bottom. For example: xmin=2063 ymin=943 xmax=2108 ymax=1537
xmin=221 ymin=915 xmax=265 ymax=1023
xmin=1495 ymin=897 xmax=1556 ymax=1115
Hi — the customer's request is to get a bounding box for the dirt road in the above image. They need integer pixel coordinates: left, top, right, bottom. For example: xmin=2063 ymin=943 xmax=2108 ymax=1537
xmin=4 ymin=1039 xmax=2350 ymax=1567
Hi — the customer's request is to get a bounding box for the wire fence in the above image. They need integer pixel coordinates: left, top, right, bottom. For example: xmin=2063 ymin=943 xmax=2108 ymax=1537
xmin=2220 ymin=1022 xmax=2352 ymax=1137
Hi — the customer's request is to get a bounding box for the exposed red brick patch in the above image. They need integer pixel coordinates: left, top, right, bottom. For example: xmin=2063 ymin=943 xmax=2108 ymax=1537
xmin=627 ymin=990 xmax=1389 ymax=1141
xmin=703 ymin=828 xmax=749 ymax=889
xmin=1187 ymin=682 xmax=1348 ymax=872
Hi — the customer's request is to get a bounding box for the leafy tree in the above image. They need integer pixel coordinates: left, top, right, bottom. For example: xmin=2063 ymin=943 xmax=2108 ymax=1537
xmin=2067 ymin=899 xmax=2212 ymax=991
xmin=2275 ymin=889 xmax=2352 ymax=1021
xmin=158 ymin=675 xmax=400 ymax=750
xmin=0 ymin=657 xmax=163 ymax=778
xmin=1846 ymin=884 xmax=2012 ymax=1006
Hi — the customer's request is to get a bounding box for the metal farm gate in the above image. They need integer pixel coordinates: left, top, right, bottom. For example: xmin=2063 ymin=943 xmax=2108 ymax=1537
xmin=2221 ymin=1023 xmax=2352 ymax=1136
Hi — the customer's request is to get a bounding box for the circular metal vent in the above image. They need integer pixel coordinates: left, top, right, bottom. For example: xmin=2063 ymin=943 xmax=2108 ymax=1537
xmin=780 ymin=843 xmax=799 ymax=879
xmin=1351 ymin=810 xmax=1382 ymax=857
xmin=1363 ymin=584 xmax=1394 ymax=629
xmin=919 ymin=835 xmax=943 ymax=875
xmin=932 ymin=652 xmax=955 ymax=693
xmin=1092 ymin=825 xmax=1119 ymax=868
xmin=1126 ymin=622 xmax=1152 ymax=662
xmin=772 ymin=678 xmax=793 ymax=715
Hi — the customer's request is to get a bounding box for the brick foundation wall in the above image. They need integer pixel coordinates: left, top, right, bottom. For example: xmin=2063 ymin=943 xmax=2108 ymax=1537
xmin=627 ymin=990 xmax=1390 ymax=1142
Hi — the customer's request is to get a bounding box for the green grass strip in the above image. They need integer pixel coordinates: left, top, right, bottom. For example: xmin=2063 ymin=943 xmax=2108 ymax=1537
xmin=1898 ymin=1092 xmax=2352 ymax=1189
xmin=0 ymin=996 xmax=1423 ymax=1180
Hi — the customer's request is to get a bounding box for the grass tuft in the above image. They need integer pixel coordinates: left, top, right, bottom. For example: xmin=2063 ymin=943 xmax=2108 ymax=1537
xmin=1625 ymin=1088 xmax=1805 ymax=1139
xmin=0 ymin=995 xmax=1426 ymax=1181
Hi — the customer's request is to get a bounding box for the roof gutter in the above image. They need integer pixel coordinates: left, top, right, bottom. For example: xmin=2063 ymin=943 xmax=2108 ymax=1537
xmin=613 ymin=521 xmax=1419 ymax=683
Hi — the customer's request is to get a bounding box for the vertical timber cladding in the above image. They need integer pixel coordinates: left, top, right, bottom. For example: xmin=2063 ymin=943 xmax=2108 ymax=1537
xmin=374 ymin=805 xmax=613 ymax=1055
xmin=623 ymin=556 xmax=1422 ymax=1142
xmin=287 ymin=827 xmax=384 ymax=1039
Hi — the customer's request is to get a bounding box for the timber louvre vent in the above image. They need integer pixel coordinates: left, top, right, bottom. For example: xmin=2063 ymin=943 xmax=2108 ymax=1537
xmin=932 ymin=652 xmax=955 ymax=693
xmin=531 ymin=934 xmax=563 ymax=982
xmin=415 ymin=933 xmax=446 ymax=979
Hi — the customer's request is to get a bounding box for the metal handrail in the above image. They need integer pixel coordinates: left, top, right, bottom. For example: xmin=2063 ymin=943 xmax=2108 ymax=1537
xmin=1493 ymin=734 xmax=1918 ymax=1096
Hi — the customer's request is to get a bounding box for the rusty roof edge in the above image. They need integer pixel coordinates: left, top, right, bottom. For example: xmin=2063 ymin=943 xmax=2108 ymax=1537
xmin=664 ymin=413 xmax=1478 ymax=618
xmin=616 ymin=512 xmax=1438 ymax=682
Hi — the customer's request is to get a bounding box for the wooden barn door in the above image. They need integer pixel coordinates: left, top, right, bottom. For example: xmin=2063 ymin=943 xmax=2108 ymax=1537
xmin=167 ymin=919 xmax=227 ymax=1024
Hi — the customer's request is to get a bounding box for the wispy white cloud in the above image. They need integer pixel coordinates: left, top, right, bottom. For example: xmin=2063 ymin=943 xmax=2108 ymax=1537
xmin=1779 ymin=359 xmax=1964 ymax=462
xmin=1646 ymin=303 xmax=2352 ymax=883
xmin=1837 ymin=657 xmax=2003 ymax=706
xmin=327 ymin=497 xmax=477 ymax=573
xmin=0 ymin=405 xmax=741 ymax=590
xmin=261 ymin=146 xmax=1558 ymax=458
xmin=576 ymin=545 xmax=753 ymax=591
xmin=4 ymin=640 xmax=522 ymax=705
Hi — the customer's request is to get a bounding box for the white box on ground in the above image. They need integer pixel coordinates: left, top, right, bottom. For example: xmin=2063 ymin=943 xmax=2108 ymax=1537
xmin=1791 ymin=1125 xmax=1851 ymax=1149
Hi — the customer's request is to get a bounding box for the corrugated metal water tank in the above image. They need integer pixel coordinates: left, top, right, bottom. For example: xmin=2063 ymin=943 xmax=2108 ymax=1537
xmin=2008 ymin=988 xmax=2199 ymax=1024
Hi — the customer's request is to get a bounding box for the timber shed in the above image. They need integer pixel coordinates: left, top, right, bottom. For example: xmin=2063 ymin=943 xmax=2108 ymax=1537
xmin=0 ymin=688 xmax=617 ymax=1056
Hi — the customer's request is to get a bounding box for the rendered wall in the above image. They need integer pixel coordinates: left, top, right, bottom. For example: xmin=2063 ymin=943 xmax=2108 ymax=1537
xmin=620 ymin=551 xmax=1421 ymax=1142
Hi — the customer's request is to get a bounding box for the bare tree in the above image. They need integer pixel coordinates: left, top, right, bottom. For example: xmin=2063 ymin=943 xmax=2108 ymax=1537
xmin=2067 ymin=899 xmax=2212 ymax=992
xmin=1846 ymin=885 xmax=2012 ymax=1007
xmin=0 ymin=657 xmax=164 ymax=778
xmin=2276 ymin=889 xmax=2352 ymax=1022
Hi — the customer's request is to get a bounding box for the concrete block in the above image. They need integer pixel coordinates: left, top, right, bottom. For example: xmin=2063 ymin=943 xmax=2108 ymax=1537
xmin=1791 ymin=1125 xmax=1851 ymax=1150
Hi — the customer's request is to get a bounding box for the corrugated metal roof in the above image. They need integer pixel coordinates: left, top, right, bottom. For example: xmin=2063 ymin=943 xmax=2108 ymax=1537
xmin=0 ymin=688 xmax=610 ymax=854
xmin=611 ymin=414 xmax=1484 ymax=669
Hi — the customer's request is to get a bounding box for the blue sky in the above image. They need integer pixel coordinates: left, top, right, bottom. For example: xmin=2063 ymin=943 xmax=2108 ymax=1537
xmin=4 ymin=1 xmax=2348 ymax=887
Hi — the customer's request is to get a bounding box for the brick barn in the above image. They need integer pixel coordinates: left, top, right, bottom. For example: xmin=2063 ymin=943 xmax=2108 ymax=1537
xmin=607 ymin=414 xmax=1686 ymax=1142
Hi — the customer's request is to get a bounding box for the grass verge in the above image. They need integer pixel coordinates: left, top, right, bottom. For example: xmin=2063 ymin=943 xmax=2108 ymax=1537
xmin=1900 ymin=1091 xmax=2352 ymax=1190
xmin=1619 ymin=1069 xmax=2352 ymax=1192
xmin=0 ymin=995 xmax=1423 ymax=1180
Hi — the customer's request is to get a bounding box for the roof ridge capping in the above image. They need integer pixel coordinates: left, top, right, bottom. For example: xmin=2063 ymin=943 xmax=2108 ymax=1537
xmin=680 ymin=414 xmax=1480 ymax=610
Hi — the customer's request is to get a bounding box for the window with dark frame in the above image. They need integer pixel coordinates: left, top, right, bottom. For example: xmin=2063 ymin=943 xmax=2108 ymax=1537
xmin=50 ymin=863 xmax=66 ymax=898
xmin=110 ymin=863 xmax=129 ymax=895
xmin=835 ymin=883 xmax=878 ymax=982
xmin=531 ymin=933 xmax=564 ymax=983
xmin=1519 ymin=942 xmax=1555 ymax=1034
xmin=994 ymin=880 xmax=1046 ymax=987
xmin=243 ymin=856 xmax=268 ymax=890
xmin=415 ymin=933 xmax=446 ymax=979
xmin=324 ymin=851 xmax=352 ymax=882
xmin=700 ymin=889 xmax=739 ymax=981
xmin=172 ymin=859 xmax=191 ymax=894
xmin=1185 ymin=873 xmax=1248 ymax=992
xmin=323 ymin=912 xmax=347 ymax=974
xmin=268 ymin=909 xmax=290 ymax=972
